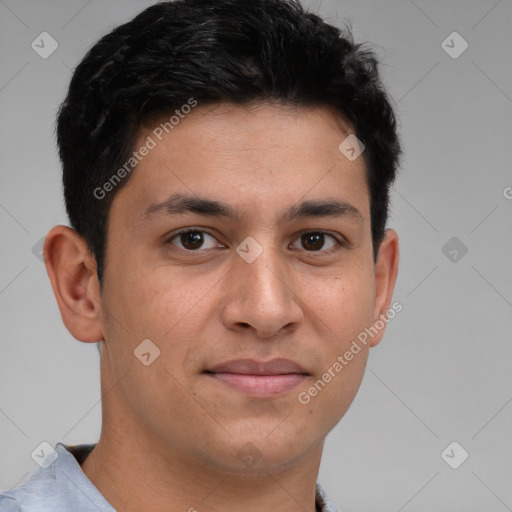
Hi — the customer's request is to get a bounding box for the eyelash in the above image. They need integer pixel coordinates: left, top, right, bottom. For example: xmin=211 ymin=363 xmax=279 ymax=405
xmin=165 ymin=228 xmax=346 ymax=255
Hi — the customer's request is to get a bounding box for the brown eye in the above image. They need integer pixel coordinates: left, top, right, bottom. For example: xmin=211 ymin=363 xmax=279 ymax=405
xmin=180 ymin=231 xmax=204 ymax=250
xmin=301 ymin=233 xmax=325 ymax=251
xmin=291 ymin=231 xmax=340 ymax=253
xmin=168 ymin=230 xmax=219 ymax=251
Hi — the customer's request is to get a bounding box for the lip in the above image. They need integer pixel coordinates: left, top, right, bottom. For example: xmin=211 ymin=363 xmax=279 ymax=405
xmin=207 ymin=358 xmax=308 ymax=375
xmin=204 ymin=358 xmax=309 ymax=397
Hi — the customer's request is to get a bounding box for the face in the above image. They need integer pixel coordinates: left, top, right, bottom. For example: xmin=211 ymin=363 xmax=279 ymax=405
xmin=97 ymin=102 xmax=389 ymax=472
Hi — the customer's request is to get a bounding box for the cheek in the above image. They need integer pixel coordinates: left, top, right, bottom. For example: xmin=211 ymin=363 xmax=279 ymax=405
xmin=297 ymin=268 xmax=374 ymax=412
xmin=104 ymin=266 xmax=220 ymax=381
xmin=106 ymin=260 xmax=208 ymax=334
xmin=300 ymin=265 xmax=375 ymax=338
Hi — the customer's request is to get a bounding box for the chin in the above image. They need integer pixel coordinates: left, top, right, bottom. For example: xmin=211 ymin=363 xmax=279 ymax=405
xmin=197 ymin=423 xmax=323 ymax=473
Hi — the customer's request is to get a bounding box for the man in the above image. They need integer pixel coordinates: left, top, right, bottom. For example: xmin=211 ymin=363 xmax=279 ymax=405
xmin=0 ymin=0 xmax=401 ymax=510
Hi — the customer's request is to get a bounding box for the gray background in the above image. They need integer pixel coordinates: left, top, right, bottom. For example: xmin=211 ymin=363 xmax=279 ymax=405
xmin=1 ymin=0 xmax=511 ymax=510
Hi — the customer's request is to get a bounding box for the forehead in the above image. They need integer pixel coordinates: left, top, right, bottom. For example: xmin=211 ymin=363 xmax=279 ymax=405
xmin=138 ymin=101 xmax=358 ymax=167
xmin=111 ymin=102 xmax=369 ymax=225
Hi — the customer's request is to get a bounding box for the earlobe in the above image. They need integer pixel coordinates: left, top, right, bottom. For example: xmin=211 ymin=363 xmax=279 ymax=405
xmin=43 ymin=225 xmax=104 ymax=343
xmin=369 ymin=228 xmax=400 ymax=347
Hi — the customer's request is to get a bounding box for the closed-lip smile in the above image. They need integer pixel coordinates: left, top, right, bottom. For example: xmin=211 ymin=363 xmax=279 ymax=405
xmin=204 ymin=358 xmax=309 ymax=396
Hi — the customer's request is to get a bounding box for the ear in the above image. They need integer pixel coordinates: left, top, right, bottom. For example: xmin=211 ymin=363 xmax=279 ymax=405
xmin=368 ymin=228 xmax=399 ymax=348
xmin=43 ymin=225 xmax=104 ymax=343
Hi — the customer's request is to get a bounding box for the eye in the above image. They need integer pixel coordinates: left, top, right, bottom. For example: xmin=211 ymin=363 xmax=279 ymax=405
xmin=167 ymin=229 xmax=222 ymax=251
xmin=290 ymin=231 xmax=342 ymax=253
xmin=165 ymin=229 xmax=344 ymax=254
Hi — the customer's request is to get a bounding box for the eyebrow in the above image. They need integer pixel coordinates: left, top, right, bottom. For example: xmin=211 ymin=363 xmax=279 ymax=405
xmin=140 ymin=193 xmax=362 ymax=224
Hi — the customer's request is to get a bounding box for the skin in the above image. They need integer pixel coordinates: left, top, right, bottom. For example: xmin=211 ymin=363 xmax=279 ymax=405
xmin=44 ymin=102 xmax=399 ymax=512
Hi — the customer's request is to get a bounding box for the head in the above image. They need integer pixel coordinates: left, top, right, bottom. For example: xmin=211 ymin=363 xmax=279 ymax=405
xmin=45 ymin=0 xmax=401 ymax=474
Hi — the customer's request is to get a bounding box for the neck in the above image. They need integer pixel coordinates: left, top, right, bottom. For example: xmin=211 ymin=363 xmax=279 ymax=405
xmin=80 ymin=365 xmax=324 ymax=512
xmin=81 ymin=432 xmax=323 ymax=512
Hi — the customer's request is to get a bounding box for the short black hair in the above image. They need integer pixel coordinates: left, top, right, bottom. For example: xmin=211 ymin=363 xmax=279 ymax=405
xmin=56 ymin=0 xmax=402 ymax=286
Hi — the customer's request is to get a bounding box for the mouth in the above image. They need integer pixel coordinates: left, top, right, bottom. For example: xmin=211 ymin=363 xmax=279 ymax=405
xmin=204 ymin=358 xmax=309 ymax=396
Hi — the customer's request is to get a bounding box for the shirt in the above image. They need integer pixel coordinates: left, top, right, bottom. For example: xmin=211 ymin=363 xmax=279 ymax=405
xmin=0 ymin=442 xmax=340 ymax=511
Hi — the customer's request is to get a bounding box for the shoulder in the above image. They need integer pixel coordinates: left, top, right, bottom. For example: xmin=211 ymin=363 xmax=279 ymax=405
xmin=0 ymin=445 xmax=58 ymax=511
xmin=316 ymin=482 xmax=341 ymax=512
xmin=0 ymin=459 xmax=60 ymax=512
xmin=0 ymin=494 xmax=21 ymax=512
xmin=0 ymin=442 xmax=111 ymax=512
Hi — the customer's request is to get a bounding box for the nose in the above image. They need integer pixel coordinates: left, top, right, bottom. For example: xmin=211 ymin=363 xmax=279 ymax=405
xmin=219 ymin=243 xmax=303 ymax=339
